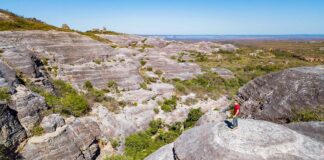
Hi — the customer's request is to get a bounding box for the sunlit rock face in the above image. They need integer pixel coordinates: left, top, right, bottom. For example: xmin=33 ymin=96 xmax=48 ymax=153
xmin=21 ymin=117 xmax=101 ymax=160
xmin=146 ymin=119 xmax=324 ymax=160
xmin=238 ymin=65 xmax=324 ymax=123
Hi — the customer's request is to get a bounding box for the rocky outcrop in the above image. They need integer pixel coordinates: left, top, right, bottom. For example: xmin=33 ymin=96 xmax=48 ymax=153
xmin=21 ymin=117 xmax=101 ymax=160
xmin=145 ymin=51 xmax=202 ymax=80
xmin=0 ymin=103 xmax=27 ymax=149
xmin=0 ymin=60 xmax=18 ymax=89
xmin=9 ymin=85 xmax=48 ymax=134
xmin=146 ymin=119 xmax=324 ymax=160
xmin=285 ymin=121 xmax=324 ymax=142
xmin=40 ymin=114 xmax=65 ymax=133
xmin=144 ymin=143 xmax=174 ymax=160
xmin=237 ymin=65 xmax=324 ymax=123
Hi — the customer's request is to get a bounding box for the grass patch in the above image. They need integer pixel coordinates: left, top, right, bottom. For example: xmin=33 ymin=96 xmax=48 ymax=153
xmin=31 ymin=124 xmax=44 ymax=136
xmin=0 ymin=87 xmax=11 ymax=102
xmin=292 ymin=107 xmax=324 ymax=122
xmin=160 ymin=96 xmax=177 ymax=112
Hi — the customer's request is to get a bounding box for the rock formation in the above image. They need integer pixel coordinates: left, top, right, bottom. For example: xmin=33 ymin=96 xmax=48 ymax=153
xmin=285 ymin=121 xmax=324 ymax=142
xmin=0 ymin=103 xmax=27 ymax=149
xmin=21 ymin=117 xmax=101 ymax=160
xmin=237 ymin=65 xmax=324 ymax=123
xmin=146 ymin=119 xmax=324 ymax=160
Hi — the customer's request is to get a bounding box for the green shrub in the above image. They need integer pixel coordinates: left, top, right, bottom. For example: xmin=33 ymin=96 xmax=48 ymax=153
xmin=154 ymin=70 xmax=163 ymax=76
xmin=184 ymin=108 xmax=203 ymax=128
xmin=148 ymin=119 xmax=163 ymax=135
xmin=84 ymin=81 xmax=93 ymax=90
xmin=31 ymin=124 xmax=44 ymax=136
xmin=293 ymin=107 xmax=324 ymax=122
xmin=147 ymin=67 xmax=153 ymax=71
xmin=140 ymin=82 xmax=148 ymax=90
xmin=125 ymin=132 xmax=151 ymax=159
xmin=61 ymin=93 xmax=89 ymax=117
xmin=53 ymin=80 xmax=77 ymax=96
xmin=157 ymin=131 xmax=179 ymax=143
xmin=110 ymin=138 xmax=120 ymax=150
xmin=160 ymin=96 xmax=177 ymax=112
xmin=153 ymin=108 xmax=159 ymax=114
xmin=107 ymin=80 xmax=118 ymax=92
xmin=90 ymin=89 xmax=106 ymax=102
xmin=0 ymin=87 xmax=11 ymax=101
xmin=140 ymin=60 xmax=146 ymax=66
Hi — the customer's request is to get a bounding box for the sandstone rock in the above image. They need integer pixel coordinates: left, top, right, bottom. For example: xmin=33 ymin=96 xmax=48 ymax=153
xmin=147 ymin=119 xmax=324 ymax=160
xmin=40 ymin=114 xmax=65 ymax=133
xmin=0 ymin=103 xmax=27 ymax=149
xmin=97 ymin=34 xmax=145 ymax=47
xmin=145 ymin=51 xmax=202 ymax=80
xmin=196 ymin=110 xmax=226 ymax=126
xmin=285 ymin=121 xmax=324 ymax=142
xmin=58 ymin=60 xmax=144 ymax=90
xmin=21 ymin=117 xmax=101 ymax=160
xmin=9 ymin=85 xmax=48 ymax=135
xmin=144 ymin=143 xmax=174 ymax=160
xmin=0 ymin=60 xmax=18 ymax=89
xmin=237 ymin=65 xmax=324 ymax=123
xmin=211 ymin=67 xmax=235 ymax=79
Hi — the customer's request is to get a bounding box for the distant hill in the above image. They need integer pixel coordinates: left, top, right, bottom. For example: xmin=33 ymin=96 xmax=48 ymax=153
xmin=0 ymin=9 xmax=62 ymax=31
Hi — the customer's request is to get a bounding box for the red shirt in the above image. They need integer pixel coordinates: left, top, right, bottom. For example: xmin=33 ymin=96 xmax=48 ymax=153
xmin=234 ymin=104 xmax=240 ymax=115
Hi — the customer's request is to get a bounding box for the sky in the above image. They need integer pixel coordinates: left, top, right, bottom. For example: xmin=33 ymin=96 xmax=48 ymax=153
xmin=1 ymin=0 xmax=324 ymax=35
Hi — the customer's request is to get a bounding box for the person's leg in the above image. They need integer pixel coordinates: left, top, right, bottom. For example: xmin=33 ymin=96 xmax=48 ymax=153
xmin=232 ymin=117 xmax=238 ymax=128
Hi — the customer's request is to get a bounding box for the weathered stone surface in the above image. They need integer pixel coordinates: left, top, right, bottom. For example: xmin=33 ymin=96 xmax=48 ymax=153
xmin=0 ymin=60 xmax=18 ymax=89
xmin=285 ymin=121 xmax=324 ymax=142
xmin=147 ymin=119 xmax=324 ymax=160
xmin=219 ymin=44 xmax=237 ymax=52
xmin=21 ymin=117 xmax=101 ymax=160
xmin=0 ymin=31 xmax=115 ymax=65
xmin=0 ymin=103 xmax=27 ymax=149
xmin=97 ymin=34 xmax=145 ymax=47
xmin=58 ymin=60 xmax=143 ymax=90
xmin=144 ymin=143 xmax=174 ymax=160
xmin=196 ymin=110 xmax=226 ymax=126
xmin=145 ymin=51 xmax=202 ymax=80
xmin=211 ymin=67 xmax=235 ymax=79
xmin=9 ymin=85 xmax=47 ymax=134
xmin=40 ymin=114 xmax=65 ymax=133
xmin=237 ymin=65 xmax=324 ymax=123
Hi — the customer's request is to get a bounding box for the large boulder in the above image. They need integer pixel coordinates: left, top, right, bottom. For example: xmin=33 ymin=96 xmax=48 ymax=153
xmin=21 ymin=117 xmax=101 ymax=160
xmin=9 ymin=85 xmax=48 ymax=135
xmin=146 ymin=119 xmax=324 ymax=160
xmin=237 ymin=65 xmax=324 ymax=123
xmin=40 ymin=114 xmax=65 ymax=133
xmin=285 ymin=121 xmax=324 ymax=142
xmin=0 ymin=103 xmax=27 ymax=149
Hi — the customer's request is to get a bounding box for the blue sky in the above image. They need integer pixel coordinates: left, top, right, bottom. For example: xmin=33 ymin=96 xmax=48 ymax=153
xmin=1 ymin=0 xmax=324 ymax=35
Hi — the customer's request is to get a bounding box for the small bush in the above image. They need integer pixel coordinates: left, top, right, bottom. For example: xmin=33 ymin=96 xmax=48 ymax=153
xmin=147 ymin=67 xmax=153 ymax=71
xmin=125 ymin=132 xmax=151 ymax=159
xmin=61 ymin=93 xmax=89 ymax=117
xmin=140 ymin=82 xmax=148 ymax=90
xmin=153 ymin=108 xmax=159 ymax=114
xmin=148 ymin=119 xmax=163 ymax=135
xmin=154 ymin=70 xmax=163 ymax=76
xmin=293 ymin=107 xmax=324 ymax=122
xmin=184 ymin=108 xmax=203 ymax=128
xmin=31 ymin=124 xmax=44 ymax=136
xmin=110 ymin=138 xmax=120 ymax=150
xmin=160 ymin=96 xmax=177 ymax=112
xmin=140 ymin=60 xmax=146 ymax=66
xmin=157 ymin=131 xmax=179 ymax=143
xmin=84 ymin=81 xmax=93 ymax=90
xmin=0 ymin=87 xmax=11 ymax=101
